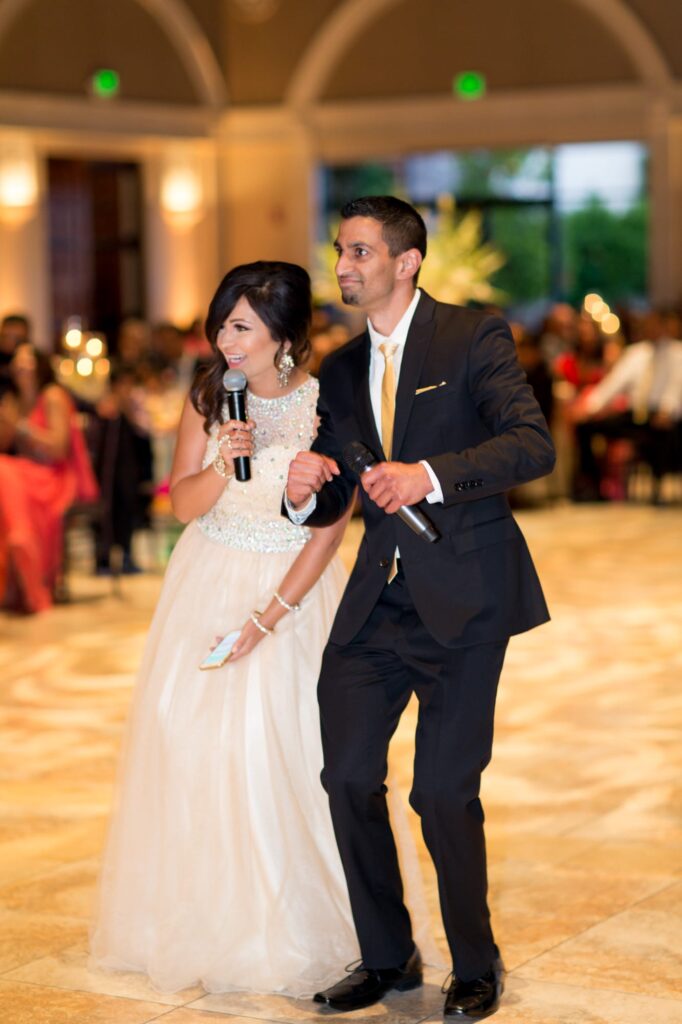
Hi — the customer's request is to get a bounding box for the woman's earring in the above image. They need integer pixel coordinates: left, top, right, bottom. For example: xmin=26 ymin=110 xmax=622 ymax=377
xmin=277 ymin=350 xmax=295 ymax=389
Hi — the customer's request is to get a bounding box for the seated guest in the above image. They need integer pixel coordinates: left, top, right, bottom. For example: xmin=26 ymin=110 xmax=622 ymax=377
xmin=0 ymin=344 xmax=98 ymax=612
xmin=574 ymin=310 xmax=682 ymax=501
xmin=554 ymin=313 xmax=608 ymax=397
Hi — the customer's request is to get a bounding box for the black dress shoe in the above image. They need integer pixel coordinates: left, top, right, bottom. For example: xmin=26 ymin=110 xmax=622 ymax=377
xmin=443 ymin=952 xmax=505 ymax=1020
xmin=313 ymin=946 xmax=422 ymax=1011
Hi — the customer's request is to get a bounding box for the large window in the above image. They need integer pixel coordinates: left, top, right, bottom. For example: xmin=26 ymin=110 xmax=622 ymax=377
xmin=319 ymin=142 xmax=648 ymax=313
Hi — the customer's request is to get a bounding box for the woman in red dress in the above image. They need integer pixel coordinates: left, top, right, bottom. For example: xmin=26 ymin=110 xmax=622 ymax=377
xmin=0 ymin=344 xmax=97 ymax=612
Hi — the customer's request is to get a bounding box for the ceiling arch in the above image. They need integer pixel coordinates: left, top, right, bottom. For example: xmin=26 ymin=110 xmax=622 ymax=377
xmin=287 ymin=0 xmax=673 ymax=105
xmin=0 ymin=0 xmax=227 ymax=107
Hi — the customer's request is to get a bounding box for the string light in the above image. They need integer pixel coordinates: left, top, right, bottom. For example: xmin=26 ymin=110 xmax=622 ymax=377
xmin=65 ymin=328 xmax=82 ymax=349
xmin=76 ymin=357 xmax=93 ymax=377
xmin=85 ymin=336 xmax=104 ymax=357
xmin=601 ymin=313 xmax=621 ymax=334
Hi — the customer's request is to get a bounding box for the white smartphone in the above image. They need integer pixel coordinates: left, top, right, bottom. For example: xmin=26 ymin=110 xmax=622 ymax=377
xmin=199 ymin=630 xmax=241 ymax=671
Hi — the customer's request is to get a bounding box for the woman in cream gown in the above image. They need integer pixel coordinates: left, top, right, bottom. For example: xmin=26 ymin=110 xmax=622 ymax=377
xmin=90 ymin=262 xmax=435 ymax=998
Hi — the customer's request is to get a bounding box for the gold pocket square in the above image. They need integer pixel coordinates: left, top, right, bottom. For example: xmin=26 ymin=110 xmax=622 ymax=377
xmin=415 ymin=381 xmax=447 ymax=395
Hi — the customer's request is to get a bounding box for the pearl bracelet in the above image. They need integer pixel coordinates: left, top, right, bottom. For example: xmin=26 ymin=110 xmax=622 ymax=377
xmin=250 ymin=611 xmax=274 ymax=635
xmin=274 ymin=591 xmax=300 ymax=613
xmin=212 ymin=450 xmax=234 ymax=479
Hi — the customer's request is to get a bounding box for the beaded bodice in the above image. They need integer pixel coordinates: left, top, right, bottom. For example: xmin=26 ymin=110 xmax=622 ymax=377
xmin=197 ymin=376 xmax=318 ymax=553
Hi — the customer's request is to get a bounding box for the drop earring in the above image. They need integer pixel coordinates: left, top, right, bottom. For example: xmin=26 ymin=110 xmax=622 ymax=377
xmin=277 ymin=350 xmax=294 ymax=388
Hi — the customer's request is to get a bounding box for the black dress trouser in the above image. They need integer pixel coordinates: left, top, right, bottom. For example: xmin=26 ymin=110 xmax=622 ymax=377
xmin=318 ymin=565 xmax=507 ymax=982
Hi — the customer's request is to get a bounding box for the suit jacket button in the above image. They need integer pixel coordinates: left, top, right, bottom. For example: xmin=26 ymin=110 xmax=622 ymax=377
xmin=378 ymin=558 xmax=389 ymax=568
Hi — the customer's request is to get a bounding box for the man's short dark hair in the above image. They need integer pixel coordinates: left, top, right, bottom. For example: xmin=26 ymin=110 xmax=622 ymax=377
xmin=340 ymin=196 xmax=427 ymax=261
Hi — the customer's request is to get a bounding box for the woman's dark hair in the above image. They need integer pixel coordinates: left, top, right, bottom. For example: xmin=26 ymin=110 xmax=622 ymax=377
xmin=13 ymin=343 xmax=56 ymax=392
xmin=191 ymin=261 xmax=312 ymax=431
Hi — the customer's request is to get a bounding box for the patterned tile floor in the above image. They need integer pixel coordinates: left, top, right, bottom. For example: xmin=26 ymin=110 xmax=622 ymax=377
xmin=0 ymin=504 xmax=680 ymax=1023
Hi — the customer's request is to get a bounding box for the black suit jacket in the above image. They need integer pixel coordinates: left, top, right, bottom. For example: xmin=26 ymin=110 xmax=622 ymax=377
xmin=299 ymin=291 xmax=556 ymax=648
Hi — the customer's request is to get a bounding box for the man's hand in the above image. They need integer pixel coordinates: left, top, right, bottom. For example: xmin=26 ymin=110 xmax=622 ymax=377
xmin=361 ymin=461 xmax=432 ymax=514
xmin=286 ymin=451 xmax=340 ymax=508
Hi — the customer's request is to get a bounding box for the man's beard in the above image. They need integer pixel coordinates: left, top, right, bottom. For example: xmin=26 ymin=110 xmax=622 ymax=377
xmin=340 ymin=291 xmax=359 ymax=306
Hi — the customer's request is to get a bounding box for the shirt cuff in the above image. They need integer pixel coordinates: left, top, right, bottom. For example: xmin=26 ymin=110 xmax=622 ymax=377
xmin=284 ymin=491 xmax=317 ymax=524
xmin=420 ymin=460 xmax=444 ymax=504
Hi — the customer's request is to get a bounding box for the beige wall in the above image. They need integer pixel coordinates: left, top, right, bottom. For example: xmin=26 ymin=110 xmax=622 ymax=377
xmin=217 ymin=110 xmax=314 ymax=270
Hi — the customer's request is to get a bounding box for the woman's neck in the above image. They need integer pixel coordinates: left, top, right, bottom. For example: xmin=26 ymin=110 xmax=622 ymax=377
xmin=247 ymin=367 xmax=306 ymax=399
xmin=17 ymin=384 xmax=38 ymax=414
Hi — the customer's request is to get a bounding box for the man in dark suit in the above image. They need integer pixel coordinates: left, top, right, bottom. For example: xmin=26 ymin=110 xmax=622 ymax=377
xmin=285 ymin=196 xmax=555 ymax=1020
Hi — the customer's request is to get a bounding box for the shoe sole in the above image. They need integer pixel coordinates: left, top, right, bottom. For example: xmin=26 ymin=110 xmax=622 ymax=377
xmin=316 ymin=976 xmax=423 ymax=1012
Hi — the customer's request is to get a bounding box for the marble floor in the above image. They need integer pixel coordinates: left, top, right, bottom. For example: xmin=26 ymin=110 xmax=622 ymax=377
xmin=0 ymin=504 xmax=681 ymax=1024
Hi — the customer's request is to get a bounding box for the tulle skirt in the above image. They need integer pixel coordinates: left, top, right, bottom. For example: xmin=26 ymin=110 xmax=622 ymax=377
xmin=90 ymin=521 xmax=360 ymax=995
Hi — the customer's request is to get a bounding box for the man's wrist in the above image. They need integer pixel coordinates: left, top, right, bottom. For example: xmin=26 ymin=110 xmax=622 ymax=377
xmin=284 ymin=490 xmax=317 ymax=523
xmin=286 ymin=490 xmax=312 ymax=512
xmin=420 ymin=460 xmax=444 ymax=504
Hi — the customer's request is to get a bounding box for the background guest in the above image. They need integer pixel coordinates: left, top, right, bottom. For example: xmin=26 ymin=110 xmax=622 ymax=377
xmin=512 ymin=322 xmax=554 ymax=428
xmin=0 ymin=314 xmax=31 ymax=393
xmin=539 ymin=302 xmax=578 ymax=366
xmin=0 ymin=343 xmax=97 ymax=612
xmin=92 ymin=366 xmax=154 ymax=575
xmin=574 ymin=310 xmax=682 ymax=501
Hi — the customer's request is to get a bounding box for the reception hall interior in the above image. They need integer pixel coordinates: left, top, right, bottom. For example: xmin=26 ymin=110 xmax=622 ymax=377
xmin=0 ymin=1 xmax=681 ymax=1022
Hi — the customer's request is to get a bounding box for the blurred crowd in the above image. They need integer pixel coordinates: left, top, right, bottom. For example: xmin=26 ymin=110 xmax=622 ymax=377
xmin=510 ymin=303 xmax=682 ymax=504
xmin=0 ymin=297 xmax=681 ymax=614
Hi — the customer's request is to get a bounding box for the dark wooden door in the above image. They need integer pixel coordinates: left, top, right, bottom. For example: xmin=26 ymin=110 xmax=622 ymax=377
xmin=47 ymin=159 xmax=145 ymax=349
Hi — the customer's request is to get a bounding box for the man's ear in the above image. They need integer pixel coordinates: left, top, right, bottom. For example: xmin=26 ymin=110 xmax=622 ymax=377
xmin=397 ymin=248 xmax=423 ymax=282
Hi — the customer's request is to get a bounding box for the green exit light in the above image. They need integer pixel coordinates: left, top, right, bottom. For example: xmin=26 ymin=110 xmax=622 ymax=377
xmin=91 ymin=68 xmax=120 ymax=99
xmin=454 ymin=71 xmax=486 ymax=101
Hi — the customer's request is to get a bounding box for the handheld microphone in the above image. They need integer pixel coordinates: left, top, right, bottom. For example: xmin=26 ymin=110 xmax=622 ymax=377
xmin=222 ymin=369 xmax=251 ymax=482
xmin=343 ymin=441 xmax=440 ymax=543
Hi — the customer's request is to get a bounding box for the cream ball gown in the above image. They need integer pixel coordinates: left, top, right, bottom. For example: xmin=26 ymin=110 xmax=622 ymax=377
xmin=90 ymin=376 xmax=437 ymax=997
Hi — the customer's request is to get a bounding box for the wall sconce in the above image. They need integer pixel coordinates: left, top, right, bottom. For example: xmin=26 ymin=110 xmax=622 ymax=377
xmin=0 ymin=137 xmax=39 ymax=226
xmin=160 ymin=155 xmax=204 ymax=230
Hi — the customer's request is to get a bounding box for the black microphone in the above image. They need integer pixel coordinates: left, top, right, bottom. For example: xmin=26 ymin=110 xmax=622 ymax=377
xmin=343 ymin=441 xmax=440 ymax=543
xmin=222 ymin=369 xmax=251 ymax=482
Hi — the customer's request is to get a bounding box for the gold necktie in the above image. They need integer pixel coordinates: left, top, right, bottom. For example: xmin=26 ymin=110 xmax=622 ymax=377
xmin=379 ymin=341 xmax=398 ymax=458
xmin=378 ymin=341 xmax=399 ymax=583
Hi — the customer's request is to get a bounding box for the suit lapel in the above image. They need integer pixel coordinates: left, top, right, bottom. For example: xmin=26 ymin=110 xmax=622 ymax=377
xmin=350 ymin=332 xmax=384 ymax=457
xmin=392 ymin=291 xmax=437 ymax=459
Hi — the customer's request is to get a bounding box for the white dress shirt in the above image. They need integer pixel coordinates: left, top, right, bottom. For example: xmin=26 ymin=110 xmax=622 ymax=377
xmin=286 ymin=288 xmax=444 ymax=524
xmin=584 ymin=338 xmax=682 ymax=419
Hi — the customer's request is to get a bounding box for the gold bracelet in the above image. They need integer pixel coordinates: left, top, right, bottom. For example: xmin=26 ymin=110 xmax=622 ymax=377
xmin=250 ymin=611 xmax=274 ymax=635
xmin=212 ymin=450 xmax=234 ymax=479
xmin=274 ymin=591 xmax=300 ymax=613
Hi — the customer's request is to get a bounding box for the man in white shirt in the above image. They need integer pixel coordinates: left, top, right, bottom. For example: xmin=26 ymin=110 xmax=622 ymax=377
xmin=574 ymin=310 xmax=682 ymax=500
xmin=284 ymin=196 xmax=555 ymax=1019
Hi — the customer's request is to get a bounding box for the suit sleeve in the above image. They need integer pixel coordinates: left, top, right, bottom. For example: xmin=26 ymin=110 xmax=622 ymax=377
xmin=306 ymin=369 xmax=357 ymax=525
xmin=281 ymin=363 xmax=357 ymax=528
xmin=427 ymin=316 xmax=556 ymax=506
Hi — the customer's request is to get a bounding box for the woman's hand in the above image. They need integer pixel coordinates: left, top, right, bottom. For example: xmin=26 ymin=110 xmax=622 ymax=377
xmin=217 ymin=418 xmax=255 ymax=473
xmin=228 ymin=615 xmax=269 ymax=662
